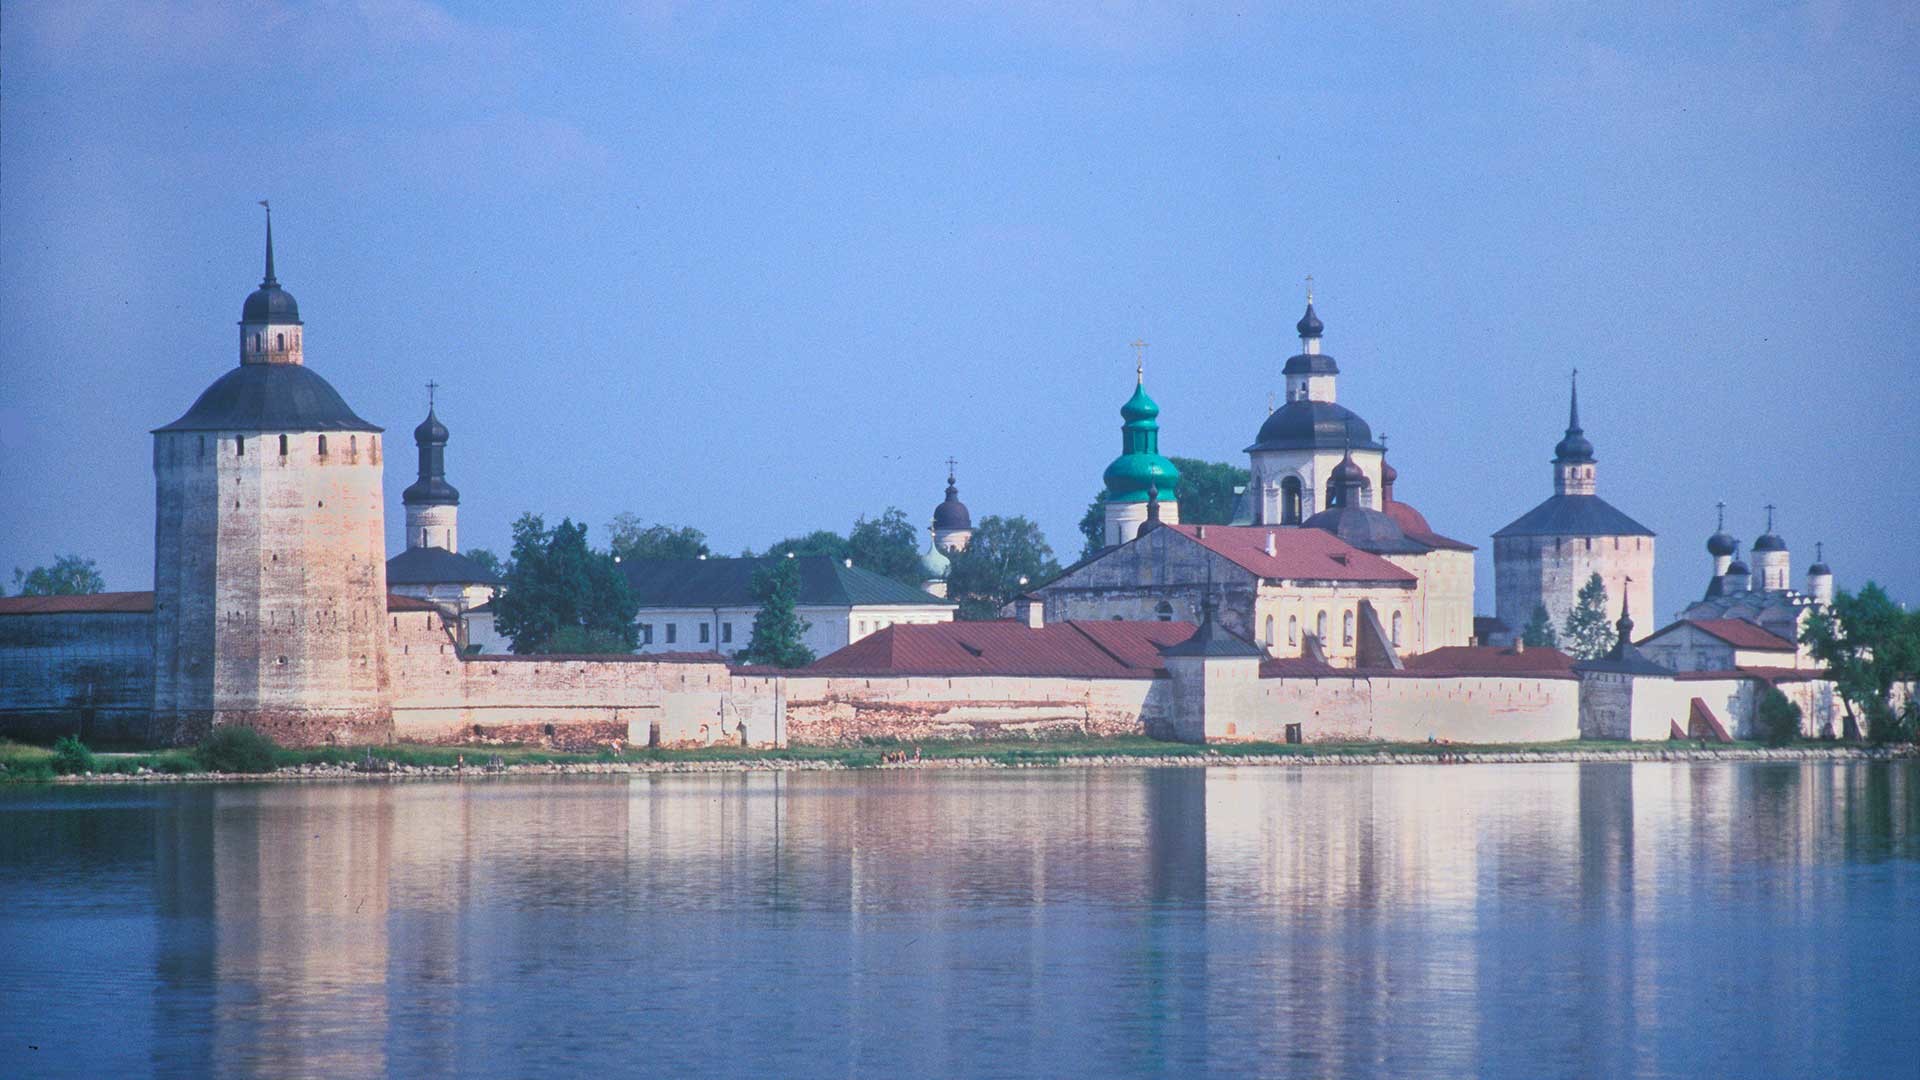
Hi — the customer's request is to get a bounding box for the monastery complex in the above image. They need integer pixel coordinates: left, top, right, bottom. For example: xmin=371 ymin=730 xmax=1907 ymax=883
xmin=0 ymin=219 xmax=1862 ymax=748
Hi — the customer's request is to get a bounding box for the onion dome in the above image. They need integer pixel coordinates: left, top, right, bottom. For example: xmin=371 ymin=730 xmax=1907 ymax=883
xmin=1752 ymin=507 xmax=1786 ymax=552
xmin=1706 ymin=502 xmax=1737 ymax=557
xmin=1808 ymin=542 xmax=1831 ymax=577
xmin=1379 ymin=456 xmax=1398 ymax=491
xmin=1249 ymin=400 xmax=1376 ymax=452
xmin=932 ymin=467 xmax=971 ymax=531
xmin=1330 ymin=452 xmax=1366 ymax=489
xmin=1103 ymin=376 xmax=1180 ymax=503
xmin=240 ymin=206 xmax=300 ymax=325
xmin=1553 ymin=373 xmax=1594 ymax=463
xmin=919 ymin=537 xmax=951 ymax=581
xmin=403 ymin=400 xmax=459 ymax=506
xmin=1726 ymin=553 xmax=1751 ymax=577
xmin=1296 ymin=301 xmax=1323 ymax=340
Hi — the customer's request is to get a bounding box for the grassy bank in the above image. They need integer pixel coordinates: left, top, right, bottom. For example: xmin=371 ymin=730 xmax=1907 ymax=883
xmin=5 ymin=733 xmax=1898 ymax=785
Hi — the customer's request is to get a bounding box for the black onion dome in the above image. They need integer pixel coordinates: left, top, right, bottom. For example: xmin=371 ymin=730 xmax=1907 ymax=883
xmin=1554 ymin=426 xmax=1594 ymax=463
xmin=1302 ymin=505 xmax=1432 ymax=555
xmin=241 ymin=282 xmax=301 ymax=324
xmin=1296 ymin=302 xmax=1323 ymax=339
xmin=1707 ymin=530 xmax=1738 ymax=558
xmin=1751 ymin=531 xmax=1786 ymax=552
xmin=155 ymin=363 xmax=379 ymax=433
xmin=1248 ymin=400 xmax=1379 ymax=453
xmin=403 ymin=474 xmax=459 ymax=505
xmin=1726 ymin=558 xmax=1751 ymax=576
xmin=1331 ymin=453 xmax=1367 ymax=486
xmin=933 ymin=478 xmax=971 ymax=531
xmin=1808 ymin=561 xmax=1831 ymax=576
xmin=414 ymin=407 xmax=449 ymax=445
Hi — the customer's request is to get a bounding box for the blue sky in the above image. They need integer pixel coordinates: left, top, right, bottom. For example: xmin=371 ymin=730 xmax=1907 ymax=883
xmin=3 ymin=1 xmax=1916 ymax=619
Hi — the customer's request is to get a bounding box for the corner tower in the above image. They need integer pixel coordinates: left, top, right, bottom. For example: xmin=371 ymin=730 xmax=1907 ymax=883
xmin=1493 ymin=372 xmax=1654 ymax=645
xmin=1101 ymin=346 xmax=1180 ymax=547
xmin=150 ymin=207 xmax=393 ymax=745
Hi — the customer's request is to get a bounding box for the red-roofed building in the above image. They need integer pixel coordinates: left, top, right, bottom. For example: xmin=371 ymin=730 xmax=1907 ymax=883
xmin=806 ymin=619 xmax=1194 ymax=679
xmin=1031 ymin=521 xmax=1473 ymax=667
xmin=1636 ymin=617 xmax=1808 ymax=673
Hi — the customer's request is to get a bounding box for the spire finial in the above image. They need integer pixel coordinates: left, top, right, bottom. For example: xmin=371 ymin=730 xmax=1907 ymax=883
xmin=1567 ymin=368 xmax=1581 ymax=432
xmin=1130 ymin=339 xmax=1147 ymax=384
xmin=258 ymin=200 xmax=277 ymax=287
xmin=944 ymin=455 xmax=958 ymax=486
xmin=1716 ymin=500 xmax=1726 ymax=531
xmin=1616 ymin=578 xmax=1635 ymax=641
xmin=1765 ymin=503 xmax=1776 ymax=532
xmin=1304 ymin=274 xmax=1314 ymax=304
xmin=1816 ymin=541 xmax=1825 ymax=563
xmin=426 ymin=380 xmax=439 ymax=411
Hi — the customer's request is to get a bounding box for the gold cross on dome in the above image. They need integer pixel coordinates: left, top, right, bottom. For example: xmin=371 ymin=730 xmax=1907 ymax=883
xmin=1305 ymin=274 xmax=1314 ymax=303
xmin=1130 ymin=339 xmax=1148 ymax=383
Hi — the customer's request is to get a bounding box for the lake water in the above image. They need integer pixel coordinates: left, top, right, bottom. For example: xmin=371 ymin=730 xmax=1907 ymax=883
xmin=2 ymin=762 xmax=1916 ymax=1079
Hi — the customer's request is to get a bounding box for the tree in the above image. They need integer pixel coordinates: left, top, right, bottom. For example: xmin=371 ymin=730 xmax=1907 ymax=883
xmin=1077 ymin=493 xmax=1109 ymax=561
xmin=1756 ymin=686 xmax=1803 ymax=746
xmin=1562 ymin=573 xmax=1616 ymax=661
xmin=848 ymin=508 xmax=924 ymax=586
xmin=1168 ymin=457 xmax=1249 ymax=527
xmin=607 ymin=512 xmax=710 ymax=561
xmin=11 ymin=555 xmax=105 ymax=596
xmin=1521 ymin=605 xmax=1560 ymax=649
xmin=738 ymin=557 xmax=814 ymax=667
xmin=1802 ymin=583 xmax=1920 ymax=743
xmin=491 ymin=514 xmax=638 ymax=655
xmin=946 ymin=515 xmax=1062 ymax=621
xmin=465 ymin=547 xmax=508 ymax=581
xmin=755 ymin=529 xmax=850 ymax=562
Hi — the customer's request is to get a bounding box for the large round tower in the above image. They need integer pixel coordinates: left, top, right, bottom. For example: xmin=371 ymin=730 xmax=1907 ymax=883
xmin=150 ymin=208 xmax=393 ymax=745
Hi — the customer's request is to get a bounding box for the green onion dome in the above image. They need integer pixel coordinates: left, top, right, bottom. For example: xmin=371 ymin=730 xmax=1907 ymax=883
xmin=919 ymin=542 xmax=952 ymax=581
xmin=1103 ymin=381 xmax=1180 ymax=503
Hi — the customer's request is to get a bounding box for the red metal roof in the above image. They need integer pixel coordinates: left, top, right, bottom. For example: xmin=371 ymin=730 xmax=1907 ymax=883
xmin=0 ymin=591 xmax=154 ymax=614
xmin=804 ymin=619 xmax=1198 ymax=679
xmin=386 ymin=593 xmax=441 ymax=612
xmin=1643 ymin=618 xmax=1797 ymax=652
xmin=1397 ymin=645 xmax=1578 ymax=678
xmin=1164 ymin=525 xmax=1417 ymax=584
xmin=1383 ymin=499 xmax=1476 ymax=551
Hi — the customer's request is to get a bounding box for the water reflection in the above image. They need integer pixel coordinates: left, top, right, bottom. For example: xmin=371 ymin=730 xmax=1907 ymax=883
xmin=0 ymin=762 xmax=1914 ymax=1079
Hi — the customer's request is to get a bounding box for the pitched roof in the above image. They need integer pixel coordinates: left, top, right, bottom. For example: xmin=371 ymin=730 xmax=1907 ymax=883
xmin=1164 ymin=524 xmax=1417 ymax=584
xmin=1494 ymin=494 xmax=1654 ymax=538
xmin=1383 ymin=499 xmax=1476 ymax=551
xmin=1397 ymin=645 xmax=1578 ymax=678
xmin=1158 ymin=613 xmax=1266 ymax=659
xmin=386 ymin=546 xmax=500 ymax=586
xmin=385 ymin=593 xmax=441 ymax=611
xmin=805 ymin=619 xmax=1196 ymax=679
xmin=0 ymin=591 xmax=154 ymax=615
xmin=1641 ymin=618 xmax=1797 ymax=652
xmin=621 ymin=556 xmax=953 ymax=610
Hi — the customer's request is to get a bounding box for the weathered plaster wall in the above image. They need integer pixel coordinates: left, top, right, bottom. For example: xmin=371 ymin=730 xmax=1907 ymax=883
xmin=780 ymin=674 xmax=1167 ymax=745
xmin=0 ymin=611 xmax=155 ymax=743
xmin=1194 ymin=671 xmax=1579 ymax=744
xmin=152 ymin=428 xmax=393 ymax=745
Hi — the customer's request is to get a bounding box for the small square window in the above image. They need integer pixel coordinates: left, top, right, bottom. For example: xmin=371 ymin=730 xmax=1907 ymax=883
xmin=699 ymin=623 xmax=711 ymax=644
xmin=721 ymin=622 xmax=733 ymax=643
xmin=665 ymin=624 xmax=677 ymax=644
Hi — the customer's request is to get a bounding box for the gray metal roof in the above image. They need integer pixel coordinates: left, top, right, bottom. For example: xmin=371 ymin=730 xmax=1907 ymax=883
xmin=385 ymin=546 xmax=499 ymax=586
xmin=155 ymin=363 xmax=380 ymax=433
xmin=1158 ymin=613 xmax=1266 ymax=659
xmin=1247 ymin=399 xmax=1379 ymax=453
xmin=1494 ymin=494 xmax=1655 ymax=538
xmin=621 ymin=555 xmax=952 ymax=609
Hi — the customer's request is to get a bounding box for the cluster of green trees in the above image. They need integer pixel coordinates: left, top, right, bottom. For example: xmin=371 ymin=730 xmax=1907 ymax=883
xmin=1076 ymin=458 xmax=1250 ymax=559
xmin=490 ymin=514 xmax=638 ymax=655
xmin=1520 ymin=573 xmax=1618 ymax=660
xmin=4 ymin=555 xmax=105 ymax=597
xmin=1803 ymin=583 xmax=1920 ymax=743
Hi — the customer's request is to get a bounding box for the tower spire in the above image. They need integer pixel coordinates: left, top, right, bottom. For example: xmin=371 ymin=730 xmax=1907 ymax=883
xmin=259 ymin=200 xmax=277 ymax=287
xmin=1567 ymin=368 xmax=1581 ymax=433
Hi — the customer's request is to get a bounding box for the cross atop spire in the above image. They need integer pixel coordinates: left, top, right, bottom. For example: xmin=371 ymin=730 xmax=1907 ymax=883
xmin=258 ymin=200 xmax=277 ymax=287
xmin=1764 ymin=503 xmax=1777 ymax=531
xmin=1716 ymin=500 xmax=1726 ymax=530
xmin=1568 ymin=368 xmax=1582 ymax=432
xmin=1304 ymin=274 xmax=1314 ymax=303
xmin=1131 ymin=339 xmax=1148 ymax=384
xmin=944 ymin=456 xmax=958 ymax=484
xmin=1816 ymin=541 xmax=1825 ymax=563
xmin=426 ymin=380 xmax=439 ymax=410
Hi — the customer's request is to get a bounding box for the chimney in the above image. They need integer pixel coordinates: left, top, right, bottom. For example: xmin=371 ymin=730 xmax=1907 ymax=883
xmin=1265 ymin=532 xmax=1277 ymax=557
xmin=1015 ymin=593 xmax=1044 ymax=629
xmin=1196 ymin=525 xmax=1206 ymax=539
xmin=1513 ymin=639 xmax=1525 ymax=654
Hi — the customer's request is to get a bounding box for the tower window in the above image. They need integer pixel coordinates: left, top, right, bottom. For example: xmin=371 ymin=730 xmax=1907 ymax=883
xmin=253 ymin=333 xmax=262 ymax=351
xmin=317 ymin=435 xmax=327 ymax=455
xmin=721 ymin=622 xmax=733 ymax=644
xmin=235 ymin=436 xmax=244 ymax=456
xmin=1281 ymin=477 xmax=1303 ymax=525
xmin=1155 ymin=601 xmax=1174 ymax=622
xmin=278 ymin=435 xmax=288 ymax=456
xmin=1316 ymin=611 xmax=1328 ymax=642
xmin=1264 ymin=615 xmax=1275 ymax=645
xmin=665 ymin=624 xmax=677 ymax=644
xmin=699 ymin=623 xmax=711 ymax=643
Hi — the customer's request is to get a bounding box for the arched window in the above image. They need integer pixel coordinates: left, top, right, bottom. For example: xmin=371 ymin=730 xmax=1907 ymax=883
xmin=1281 ymin=476 xmax=1303 ymax=525
xmin=1391 ymin=611 xmax=1403 ymax=646
xmin=235 ymin=435 xmax=244 ymax=456
xmin=252 ymin=333 xmax=262 ymax=351
xmin=278 ymin=434 xmax=288 ymax=456
xmin=1263 ymin=615 xmax=1275 ymax=645
xmin=1343 ymin=610 xmax=1355 ymax=646
xmin=317 ymin=435 xmax=327 ymax=456
xmin=1288 ymin=615 xmax=1298 ymax=646
xmin=1154 ymin=601 xmax=1174 ymax=622
xmin=1316 ymin=611 xmax=1328 ymax=641
xmin=275 ymin=332 xmax=285 ymax=351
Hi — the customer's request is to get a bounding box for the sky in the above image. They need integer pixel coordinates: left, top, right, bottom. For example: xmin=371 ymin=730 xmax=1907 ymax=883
xmin=2 ymin=0 xmax=1916 ymax=621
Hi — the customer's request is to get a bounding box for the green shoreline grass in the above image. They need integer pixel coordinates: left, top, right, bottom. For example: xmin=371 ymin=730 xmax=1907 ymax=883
xmin=5 ymin=734 xmax=1903 ymax=784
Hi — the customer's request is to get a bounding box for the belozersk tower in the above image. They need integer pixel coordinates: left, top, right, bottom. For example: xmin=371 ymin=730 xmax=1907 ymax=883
xmin=150 ymin=207 xmax=393 ymax=744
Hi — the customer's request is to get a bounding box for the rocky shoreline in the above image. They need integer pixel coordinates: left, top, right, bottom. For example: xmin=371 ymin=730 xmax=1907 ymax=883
xmin=42 ymin=743 xmax=1916 ymax=784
